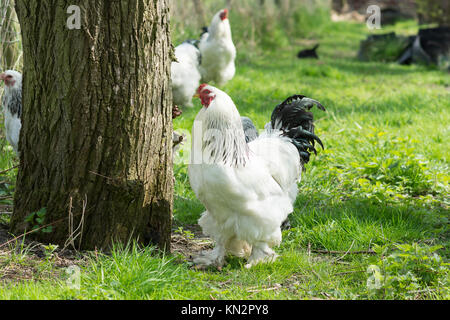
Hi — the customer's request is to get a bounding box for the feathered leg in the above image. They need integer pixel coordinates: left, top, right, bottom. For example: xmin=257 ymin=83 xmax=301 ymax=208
xmin=245 ymin=242 xmax=278 ymax=269
xmin=194 ymin=211 xmax=227 ymax=268
xmin=194 ymin=242 xmax=226 ymax=268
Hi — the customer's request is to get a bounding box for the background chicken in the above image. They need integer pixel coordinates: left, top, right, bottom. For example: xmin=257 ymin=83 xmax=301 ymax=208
xmin=189 ymin=84 xmax=325 ymax=268
xmin=1 ymin=70 xmax=22 ymax=155
xmin=198 ymin=9 xmax=236 ymax=86
xmin=171 ymin=41 xmax=202 ymax=107
xmin=297 ymin=44 xmax=320 ymax=59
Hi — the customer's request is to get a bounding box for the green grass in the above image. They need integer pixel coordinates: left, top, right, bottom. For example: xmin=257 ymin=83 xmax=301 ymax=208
xmin=0 ymin=19 xmax=449 ymax=300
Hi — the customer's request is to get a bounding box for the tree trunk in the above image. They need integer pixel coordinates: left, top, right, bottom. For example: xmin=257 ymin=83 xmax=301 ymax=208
xmin=192 ymin=0 xmax=207 ymax=27
xmin=10 ymin=0 xmax=174 ymax=251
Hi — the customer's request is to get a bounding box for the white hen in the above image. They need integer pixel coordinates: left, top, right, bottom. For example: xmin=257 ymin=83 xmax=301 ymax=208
xmin=1 ymin=70 xmax=22 ymax=155
xmin=171 ymin=41 xmax=202 ymax=107
xmin=189 ymin=84 xmax=325 ymax=268
xmin=198 ymin=9 xmax=236 ymax=87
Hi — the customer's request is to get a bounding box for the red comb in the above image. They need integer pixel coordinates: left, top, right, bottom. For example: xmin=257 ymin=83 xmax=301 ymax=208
xmin=220 ymin=9 xmax=228 ymax=21
xmin=197 ymin=83 xmax=208 ymax=94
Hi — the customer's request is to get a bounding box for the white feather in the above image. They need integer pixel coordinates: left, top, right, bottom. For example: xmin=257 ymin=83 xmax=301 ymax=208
xmin=171 ymin=42 xmax=202 ymax=107
xmin=4 ymin=108 xmax=21 ymax=154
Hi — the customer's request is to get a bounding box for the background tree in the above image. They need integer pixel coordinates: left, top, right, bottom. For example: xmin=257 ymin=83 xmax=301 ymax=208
xmin=0 ymin=0 xmax=22 ymax=71
xmin=416 ymin=0 xmax=449 ymax=26
xmin=10 ymin=0 xmax=174 ymax=251
xmin=193 ymin=0 xmax=207 ymax=27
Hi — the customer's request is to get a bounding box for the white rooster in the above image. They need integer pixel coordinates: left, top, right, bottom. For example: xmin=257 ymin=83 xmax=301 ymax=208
xmin=171 ymin=41 xmax=202 ymax=107
xmin=1 ymin=70 xmax=22 ymax=155
xmin=189 ymin=84 xmax=325 ymax=268
xmin=198 ymin=9 xmax=236 ymax=86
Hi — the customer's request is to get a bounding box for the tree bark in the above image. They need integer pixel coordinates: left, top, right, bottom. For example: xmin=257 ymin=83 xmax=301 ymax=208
xmin=10 ymin=0 xmax=174 ymax=251
xmin=192 ymin=0 xmax=207 ymax=27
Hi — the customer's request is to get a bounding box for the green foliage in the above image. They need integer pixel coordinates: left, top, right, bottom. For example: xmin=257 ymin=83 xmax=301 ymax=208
xmin=173 ymin=163 xmax=205 ymax=226
xmin=174 ymin=227 xmax=195 ymax=240
xmin=415 ymin=0 xmax=449 ymax=26
xmin=366 ymin=243 xmax=449 ymax=299
xmin=358 ymin=35 xmax=411 ymax=62
xmin=42 ymin=244 xmax=58 ymax=260
xmin=355 ymin=133 xmax=436 ymax=199
xmin=24 ymin=208 xmax=53 ymax=234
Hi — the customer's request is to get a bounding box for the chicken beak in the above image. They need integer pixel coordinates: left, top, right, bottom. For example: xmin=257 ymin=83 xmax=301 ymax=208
xmin=0 ymin=73 xmax=6 ymax=81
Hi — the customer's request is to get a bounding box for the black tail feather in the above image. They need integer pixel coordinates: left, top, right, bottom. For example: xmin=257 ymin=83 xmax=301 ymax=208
xmin=183 ymin=39 xmax=200 ymax=49
xmin=271 ymin=95 xmax=325 ymax=167
xmin=201 ymin=26 xmax=209 ymax=37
